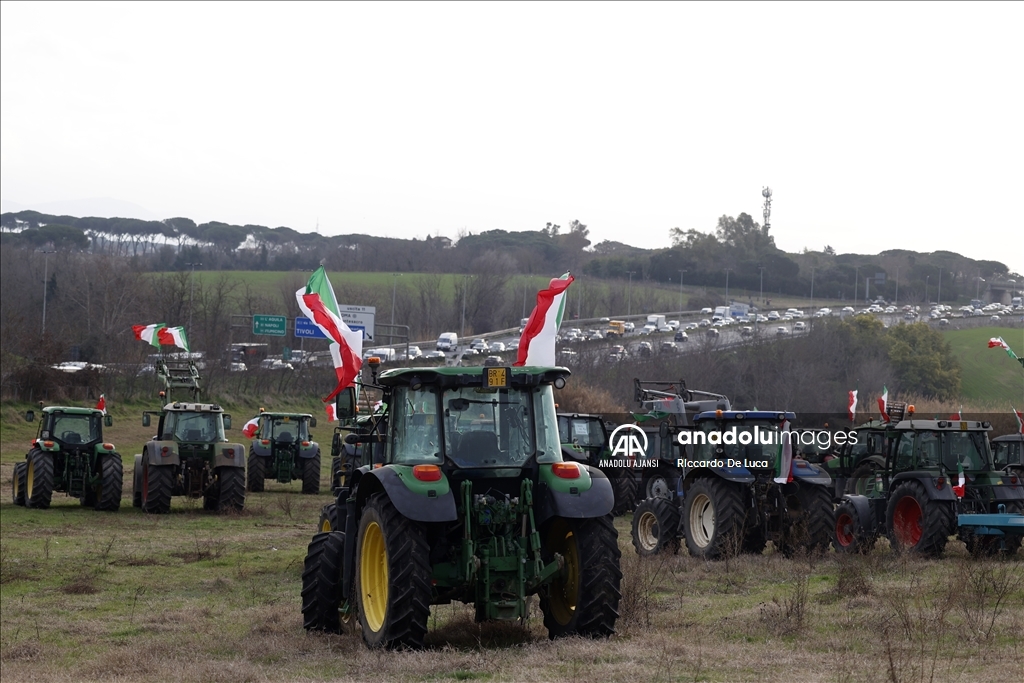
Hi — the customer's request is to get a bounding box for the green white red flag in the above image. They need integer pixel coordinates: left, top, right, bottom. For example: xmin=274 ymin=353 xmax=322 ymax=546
xmin=515 ymin=273 xmax=574 ymax=367
xmin=133 ymin=323 xmax=165 ymax=347
xmin=325 ymin=403 xmax=338 ymax=422
xmin=952 ymin=461 xmax=966 ymax=498
xmin=774 ymin=419 xmax=794 ymax=483
xmin=988 ymin=337 xmax=1019 ymax=360
xmin=157 ymin=326 xmax=190 ymax=352
xmin=296 ymin=266 xmax=363 ymax=401
xmin=877 ymin=385 xmax=890 ymax=422
xmin=242 ymin=416 xmax=261 ymax=439
xmin=1014 ymin=406 xmax=1024 ymax=435
xmin=847 ymin=390 xmax=858 ymax=422
xmin=96 ymin=394 xmax=106 ymax=415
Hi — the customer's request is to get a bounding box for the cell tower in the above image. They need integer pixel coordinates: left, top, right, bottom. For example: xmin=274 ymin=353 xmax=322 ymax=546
xmin=762 ymin=187 xmax=772 ymax=230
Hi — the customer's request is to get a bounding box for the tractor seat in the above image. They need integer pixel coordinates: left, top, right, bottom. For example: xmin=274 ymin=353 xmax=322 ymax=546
xmin=455 ymin=430 xmax=501 ymax=465
xmin=276 ymin=431 xmax=294 ymax=443
xmin=62 ymin=432 xmax=82 ymax=444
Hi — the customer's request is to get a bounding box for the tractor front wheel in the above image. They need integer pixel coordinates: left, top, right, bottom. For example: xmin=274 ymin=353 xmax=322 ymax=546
xmin=302 ymin=451 xmax=321 ymax=495
xmin=26 ymin=449 xmax=55 ymax=509
xmin=833 ymin=500 xmax=876 ymax=554
xmin=217 ymin=467 xmax=245 ymax=512
xmin=681 ymin=478 xmax=745 ymax=559
xmin=92 ymin=453 xmax=123 ymax=511
xmin=142 ymin=460 xmax=173 ymax=514
xmin=319 ymin=503 xmax=339 ymax=532
xmin=608 ymin=469 xmax=638 ymax=515
xmin=886 ymin=481 xmax=953 ymax=557
xmin=301 ymin=531 xmax=347 ymax=632
xmin=354 ymin=493 xmax=431 ymax=648
xmin=246 ymin=449 xmax=266 ymax=492
xmin=631 ymin=497 xmax=680 ymax=556
xmin=12 ymin=461 xmax=27 ymax=506
xmin=541 ymin=515 xmax=621 ymax=639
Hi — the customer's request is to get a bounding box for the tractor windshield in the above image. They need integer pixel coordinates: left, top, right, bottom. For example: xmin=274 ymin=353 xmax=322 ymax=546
xmin=50 ymin=412 xmax=101 ymax=445
xmin=993 ymin=439 xmax=1022 ymax=467
xmin=163 ymin=411 xmax=226 ymax=443
xmin=692 ymin=419 xmax=781 ymax=463
xmin=262 ymin=417 xmax=308 ymax=443
xmin=558 ymin=416 xmax=606 ymax=448
xmin=893 ymin=430 xmax=993 ymax=471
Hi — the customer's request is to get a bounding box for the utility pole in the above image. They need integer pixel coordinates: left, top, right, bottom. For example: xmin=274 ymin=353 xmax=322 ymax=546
xmin=186 ymin=262 xmax=202 ymax=344
xmin=391 ymin=273 xmax=401 ymax=326
xmin=810 ymin=267 xmax=815 ymax=311
xmin=724 ymin=268 xmax=732 ymax=303
xmin=855 ymin=266 xmax=860 ymax=305
xmin=40 ymin=250 xmax=56 ymax=335
xmin=460 ymin=275 xmax=472 ymax=337
xmin=758 ymin=266 xmax=765 ymax=307
xmin=937 ymin=267 xmax=941 ymax=305
xmin=895 ymin=267 xmax=899 ymax=306
xmin=925 ymin=276 xmax=930 ymax=303
xmin=626 ymin=271 xmax=635 ymax=317
xmin=678 ymin=269 xmax=687 ymax=312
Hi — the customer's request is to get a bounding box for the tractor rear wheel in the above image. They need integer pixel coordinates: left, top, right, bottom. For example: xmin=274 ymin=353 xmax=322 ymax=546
xmin=92 ymin=453 xmax=123 ymax=511
xmin=789 ymin=483 xmax=834 ymax=554
xmin=319 ymin=503 xmax=339 ymax=532
xmin=246 ymin=448 xmax=266 ymax=492
xmin=609 ymin=469 xmax=637 ymax=515
xmin=355 ymin=493 xmax=431 ymax=648
xmin=26 ymin=449 xmax=55 ymax=509
xmin=302 ymin=451 xmax=321 ymax=495
xmin=12 ymin=461 xmax=27 ymax=506
xmin=301 ymin=531 xmax=346 ymax=632
xmin=217 ymin=467 xmax=245 ymax=512
xmin=631 ymin=497 xmax=680 ymax=556
xmin=886 ymin=481 xmax=954 ymax=557
xmin=541 ymin=515 xmax=621 ymax=639
xmin=142 ymin=460 xmax=173 ymax=513
xmin=833 ymin=500 xmax=876 ymax=554
xmin=681 ymin=478 xmax=745 ymax=559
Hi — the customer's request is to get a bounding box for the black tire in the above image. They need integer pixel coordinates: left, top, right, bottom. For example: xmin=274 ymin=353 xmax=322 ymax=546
xmin=331 ymin=456 xmax=344 ymax=490
xmin=93 ymin=453 xmax=123 ymax=511
xmin=962 ymin=502 xmax=1022 ymax=557
xmin=832 ymin=500 xmax=876 ymax=554
xmin=142 ymin=459 xmax=173 ymax=514
xmin=217 ymin=467 xmax=245 ymax=512
xmin=301 ymin=531 xmax=348 ymax=632
xmin=608 ymin=469 xmax=637 ymax=515
xmin=787 ymin=483 xmax=835 ymax=554
xmin=12 ymin=461 xmax=27 ymax=506
xmin=885 ymin=480 xmax=954 ymax=557
xmin=355 ymin=493 xmax=432 ymax=649
xmin=631 ymin=497 xmax=680 ymax=556
xmin=26 ymin=449 xmax=54 ymax=509
xmin=845 ymin=461 xmax=881 ymax=496
xmin=302 ymin=451 xmax=321 ymax=495
xmin=643 ymin=471 xmax=673 ymax=501
xmin=132 ymin=455 xmax=143 ymax=508
xmin=247 ymin=448 xmax=266 ymax=492
xmin=681 ymin=477 xmax=746 ymax=559
xmin=541 ymin=515 xmax=622 ymax=639
xmin=318 ymin=503 xmax=339 ymax=532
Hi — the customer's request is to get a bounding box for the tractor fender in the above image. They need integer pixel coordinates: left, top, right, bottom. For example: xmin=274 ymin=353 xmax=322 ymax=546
xmin=536 ymin=464 xmax=614 ymax=525
xmin=144 ymin=440 xmax=180 ymax=466
xmin=991 ymin=483 xmax=1024 ymax=502
xmin=841 ymin=494 xmax=876 ymax=530
xmin=251 ymin=440 xmax=271 ymax=457
xmin=354 ymin=466 xmax=458 ymax=523
xmin=790 ymin=459 xmax=833 ymax=486
xmin=298 ymin=441 xmax=320 ymax=459
xmin=214 ymin=443 xmax=246 ymax=469
xmin=890 ymin=472 xmax=958 ymax=501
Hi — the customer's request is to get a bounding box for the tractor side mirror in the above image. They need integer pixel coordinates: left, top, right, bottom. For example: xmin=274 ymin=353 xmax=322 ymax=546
xmin=659 ymin=421 xmax=671 ymax=439
xmin=223 ymin=415 xmax=232 ymax=430
xmin=335 ymin=387 xmax=356 ymax=421
xmin=142 ymin=414 xmax=151 ymax=428
xmin=104 ymin=415 xmax=113 ymax=427
xmin=309 ymin=417 xmax=317 ymax=428
xmin=25 ymin=410 xmax=35 ymax=422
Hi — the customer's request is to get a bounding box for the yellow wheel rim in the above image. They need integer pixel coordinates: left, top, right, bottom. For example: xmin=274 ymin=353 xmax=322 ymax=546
xmin=320 ymin=518 xmax=332 ymax=532
xmin=27 ymin=459 xmax=35 ymax=496
xmin=549 ymin=521 xmax=580 ymax=625
xmin=360 ymin=520 xmax=388 ymax=632
xmin=13 ymin=467 xmax=21 ymax=499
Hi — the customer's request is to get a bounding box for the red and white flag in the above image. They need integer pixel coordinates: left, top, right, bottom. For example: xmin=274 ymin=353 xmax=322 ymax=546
xmin=988 ymin=336 xmax=1019 ymax=360
xmin=774 ymin=419 xmax=794 ymax=484
xmin=325 ymin=403 xmax=338 ymax=422
xmin=133 ymin=323 xmax=165 ymax=347
xmin=241 ymin=416 xmax=261 ymax=439
xmin=515 ymin=273 xmax=574 ymax=367
xmin=847 ymin=390 xmax=858 ymax=422
xmin=877 ymin=385 xmax=890 ymax=422
xmin=296 ymin=266 xmax=363 ymax=401
xmin=1014 ymin=406 xmax=1024 ymax=435
xmin=950 ymin=405 xmax=962 ymax=420
xmin=157 ymin=326 xmax=190 ymax=352
xmin=96 ymin=394 xmax=106 ymax=415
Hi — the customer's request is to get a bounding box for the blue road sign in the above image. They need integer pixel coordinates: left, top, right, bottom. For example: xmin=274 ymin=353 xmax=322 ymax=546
xmin=295 ymin=317 xmax=366 ymax=340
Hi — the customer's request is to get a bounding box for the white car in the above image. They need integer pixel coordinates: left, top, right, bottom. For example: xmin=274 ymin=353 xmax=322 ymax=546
xmin=776 ymin=326 xmax=790 ymax=335
xmin=406 ymin=345 xmax=423 ymax=359
xmin=638 ymin=324 xmax=655 ymax=335
xmin=667 ymin=320 xmax=680 ymax=330
xmin=490 ymin=342 xmax=506 ymax=352
xmin=794 ymin=321 xmax=807 ymax=331
xmin=685 ymin=322 xmax=699 ymax=331
xmin=470 ymin=339 xmax=489 ymax=352
xmin=842 ymin=306 xmax=855 ymax=313
xmin=698 ymin=319 xmax=711 ymax=327
xmin=767 ymin=311 xmax=781 ymax=320
xmin=623 ymin=322 xmax=635 ymax=332
xmin=701 ymin=307 xmax=713 ymax=315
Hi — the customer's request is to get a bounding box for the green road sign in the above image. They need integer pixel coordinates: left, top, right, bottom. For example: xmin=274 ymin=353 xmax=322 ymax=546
xmin=253 ymin=315 xmax=287 ymax=336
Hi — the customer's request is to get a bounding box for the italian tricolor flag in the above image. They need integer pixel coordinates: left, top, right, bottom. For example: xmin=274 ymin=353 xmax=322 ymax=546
xmin=877 ymin=385 xmax=890 ymax=423
xmin=952 ymin=461 xmax=966 ymax=498
xmin=242 ymin=416 xmax=261 ymax=439
xmin=774 ymin=419 xmax=794 ymax=484
xmin=514 ymin=273 xmax=574 ymax=367
xmin=847 ymin=389 xmax=858 ymax=422
xmin=296 ymin=266 xmax=363 ymax=401
xmin=96 ymin=394 xmax=106 ymax=415
xmin=988 ymin=337 xmax=1019 ymax=360
xmin=325 ymin=403 xmax=338 ymax=422
xmin=1013 ymin=406 xmax=1024 ymax=435
xmin=133 ymin=323 xmax=165 ymax=347
xmin=157 ymin=326 xmax=190 ymax=352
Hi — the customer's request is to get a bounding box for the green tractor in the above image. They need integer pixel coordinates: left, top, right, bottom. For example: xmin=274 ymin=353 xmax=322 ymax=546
xmin=246 ymin=411 xmax=321 ymax=494
xmin=558 ymin=413 xmax=637 ymax=515
xmin=13 ymin=406 xmax=122 ymax=511
xmin=132 ymin=402 xmax=245 ymax=513
xmin=301 ymin=365 xmax=622 ymax=648
xmin=834 ymin=411 xmax=1024 ymax=556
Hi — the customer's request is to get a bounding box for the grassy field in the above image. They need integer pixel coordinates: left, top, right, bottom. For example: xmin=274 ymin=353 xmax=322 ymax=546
xmin=942 ymin=326 xmax=1024 ymax=405
xmin=2 ymin=398 xmax=1023 ymax=682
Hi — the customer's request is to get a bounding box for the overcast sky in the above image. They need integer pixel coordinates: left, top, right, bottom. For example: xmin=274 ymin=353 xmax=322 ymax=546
xmin=2 ymin=2 xmax=1021 ymax=273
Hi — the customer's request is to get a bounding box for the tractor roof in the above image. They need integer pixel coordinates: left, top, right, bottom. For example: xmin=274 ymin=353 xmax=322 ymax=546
xmin=992 ymin=433 xmax=1024 ymax=443
xmin=42 ymin=406 xmax=102 ymax=416
xmin=891 ymin=419 xmax=992 ymax=432
xmin=377 ymin=365 xmax=569 ymax=389
xmin=694 ymin=410 xmax=796 ymax=422
xmin=162 ymin=402 xmax=225 ymax=413
xmin=557 ymin=413 xmax=604 ymax=420
xmin=260 ymin=412 xmax=313 ymax=419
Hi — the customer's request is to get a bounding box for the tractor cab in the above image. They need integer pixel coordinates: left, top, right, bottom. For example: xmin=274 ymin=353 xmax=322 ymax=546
xmin=247 ymin=412 xmax=321 ymax=493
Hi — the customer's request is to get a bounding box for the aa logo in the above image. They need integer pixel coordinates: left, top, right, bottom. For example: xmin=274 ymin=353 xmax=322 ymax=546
xmin=609 ymin=424 xmax=648 ymax=458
